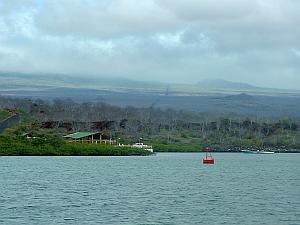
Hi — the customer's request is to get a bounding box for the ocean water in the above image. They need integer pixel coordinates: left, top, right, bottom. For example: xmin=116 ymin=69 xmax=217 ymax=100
xmin=0 ymin=153 xmax=299 ymax=225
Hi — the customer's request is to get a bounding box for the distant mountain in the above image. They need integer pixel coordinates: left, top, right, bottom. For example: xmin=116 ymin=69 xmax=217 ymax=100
xmin=197 ymin=79 xmax=259 ymax=90
xmin=1 ymin=72 xmax=299 ymax=98
xmin=1 ymin=72 xmax=300 ymax=117
xmin=222 ymin=93 xmax=256 ymax=101
xmin=0 ymin=71 xmax=166 ymax=91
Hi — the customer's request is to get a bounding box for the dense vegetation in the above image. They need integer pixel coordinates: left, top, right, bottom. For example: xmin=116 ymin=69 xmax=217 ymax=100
xmin=0 ymin=135 xmax=152 ymax=156
xmin=0 ymin=109 xmax=10 ymax=121
xmin=1 ymin=97 xmax=300 ymax=152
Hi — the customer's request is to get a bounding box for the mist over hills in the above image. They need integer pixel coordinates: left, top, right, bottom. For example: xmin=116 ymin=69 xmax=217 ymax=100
xmin=0 ymin=72 xmax=298 ymax=93
xmin=0 ymin=72 xmax=166 ymax=91
xmin=1 ymin=72 xmax=300 ymax=117
xmin=197 ymin=79 xmax=260 ymax=90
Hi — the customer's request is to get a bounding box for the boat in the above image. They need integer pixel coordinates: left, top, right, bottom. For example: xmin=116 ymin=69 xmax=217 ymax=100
xmin=257 ymin=150 xmax=275 ymax=154
xmin=241 ymin=149 xmax=275 ymax=154
xmin=131 ymin=143 xmax=153 ymax=152
xmin=241 ymin=149 xmax=258 ymax=154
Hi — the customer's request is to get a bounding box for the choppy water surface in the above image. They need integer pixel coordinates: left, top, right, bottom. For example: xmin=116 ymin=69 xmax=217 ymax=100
xmin=0 ymin=153 xmax=299 ymax=225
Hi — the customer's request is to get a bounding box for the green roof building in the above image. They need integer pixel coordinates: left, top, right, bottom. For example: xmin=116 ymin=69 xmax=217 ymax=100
xmin=64 ymin=131 xmax=116 ymax=144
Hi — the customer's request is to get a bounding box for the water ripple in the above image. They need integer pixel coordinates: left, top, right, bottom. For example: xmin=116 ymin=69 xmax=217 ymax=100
xmin=0 ymin=153 xmax=299 ymax=224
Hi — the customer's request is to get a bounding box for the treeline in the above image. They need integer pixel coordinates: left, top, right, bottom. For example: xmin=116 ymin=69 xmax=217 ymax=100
xmin=1 ymin=97 xmax=300 ymax=150
xmin=0 ymin=136 xmax=152 ymax=156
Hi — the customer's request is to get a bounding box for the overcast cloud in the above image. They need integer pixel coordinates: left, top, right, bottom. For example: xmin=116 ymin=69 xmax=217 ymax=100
xmin=0 ymin=0 xmax=299 ymax=89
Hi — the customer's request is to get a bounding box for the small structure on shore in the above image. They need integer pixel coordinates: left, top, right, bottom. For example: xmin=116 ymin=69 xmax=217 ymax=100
xmin=64 ymin=132 xmax=116 ymax=144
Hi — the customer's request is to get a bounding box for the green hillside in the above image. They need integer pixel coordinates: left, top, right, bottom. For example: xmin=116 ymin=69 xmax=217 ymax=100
xmin=0 ymin=110 xmax=10 ymax=121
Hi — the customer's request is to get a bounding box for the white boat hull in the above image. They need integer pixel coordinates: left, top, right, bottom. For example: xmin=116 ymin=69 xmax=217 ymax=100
xmin=131 ymin=143 xmax=153 ymax=152
xmin=241 ymin=150 xmax=275 ymax=154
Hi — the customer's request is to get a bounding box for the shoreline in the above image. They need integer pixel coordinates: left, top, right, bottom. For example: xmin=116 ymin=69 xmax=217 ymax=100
xmin=1 ymin=151 xmax=300 ymax=156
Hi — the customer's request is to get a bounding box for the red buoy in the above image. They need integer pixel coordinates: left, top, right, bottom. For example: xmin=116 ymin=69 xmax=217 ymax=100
xmin=203 ymin=158 xmax=214 ymax=164
xmin=203 ymin=145 xmax=215 ymax=164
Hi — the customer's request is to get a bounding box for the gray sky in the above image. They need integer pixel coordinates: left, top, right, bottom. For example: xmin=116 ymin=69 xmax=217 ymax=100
xmin=0 ymin=0 xmax=299 ymax=89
